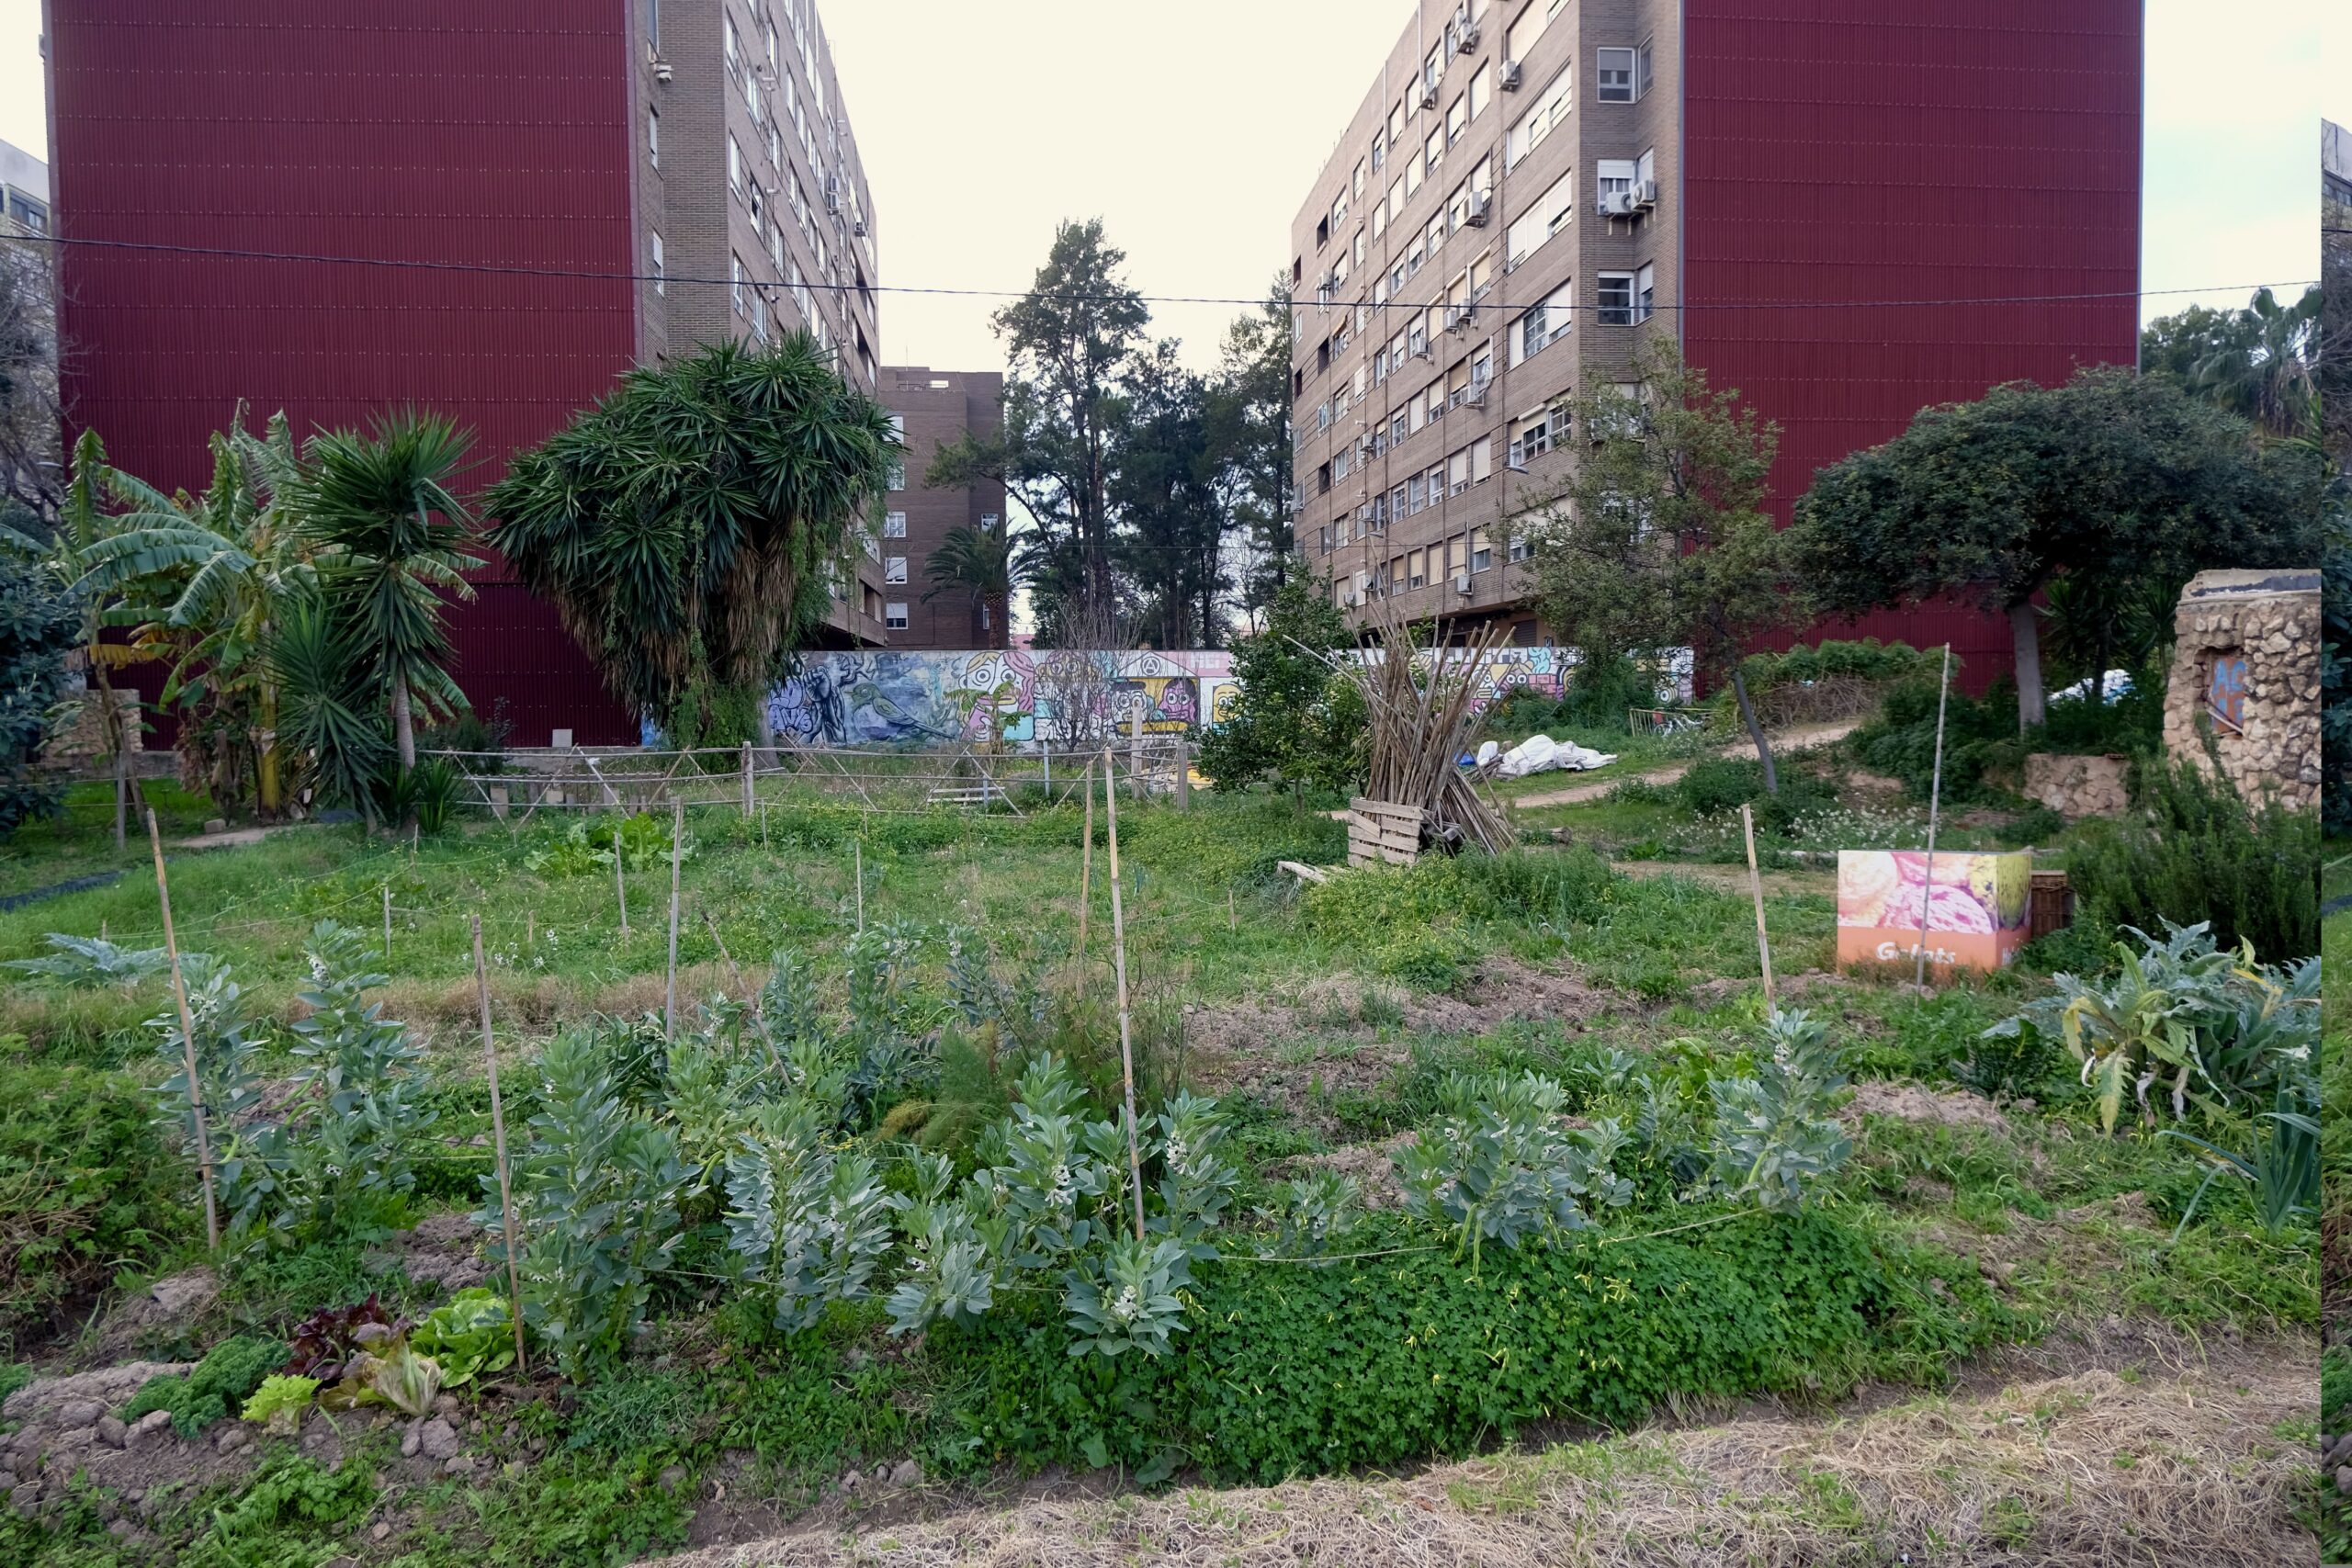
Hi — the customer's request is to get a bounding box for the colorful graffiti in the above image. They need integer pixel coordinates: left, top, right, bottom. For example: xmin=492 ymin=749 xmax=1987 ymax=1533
xmin=767 ymin=650 xmax=1236 ymax=746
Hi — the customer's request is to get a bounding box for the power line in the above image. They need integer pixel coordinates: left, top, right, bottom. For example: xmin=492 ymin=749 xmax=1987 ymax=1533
xmin=6 ymin=231 xmax=2312 ymax=317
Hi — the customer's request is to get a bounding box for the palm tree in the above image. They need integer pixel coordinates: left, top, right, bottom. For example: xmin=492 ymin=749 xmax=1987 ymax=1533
xmin=2189 ymin=285 xmax=2319 ymax=441
xmin=485 ymin=337 xmax=897 ymax=743
xmin=923 ymin=513 xmax=1023 ymax=649
xmin=296 ymin=409 xmax=480 ymax=773
xmin=74 ymin=408 xmax=314 ymax=816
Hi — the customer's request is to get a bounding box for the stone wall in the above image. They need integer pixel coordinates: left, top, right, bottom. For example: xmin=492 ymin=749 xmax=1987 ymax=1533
xmin=2160 ymin=570 xmax=2321 ymax=811
xmin=2020 ymin=752 xmax=2131 ymax=818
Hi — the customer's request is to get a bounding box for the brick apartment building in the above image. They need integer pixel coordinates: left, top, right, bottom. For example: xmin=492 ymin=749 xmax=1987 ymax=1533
xmin=877 ymin=367 xmax=1007 ymax=649
xmin=44 ymin=0 xmax=893 ymax=745
xmin=1291 ymin=0 xmax=2141 ymax=685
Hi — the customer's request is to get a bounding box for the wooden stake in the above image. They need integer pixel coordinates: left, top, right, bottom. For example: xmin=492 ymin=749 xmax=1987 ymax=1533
xmin=741 ymin=740 xmax=753 ymax=818
xmin=471 ymin=914 xmax=528 ymax=1380
xmin=854 ymin=839 xmax=865 ymax=933
xmin=1175 ymin=739 xmax=1191 ymax=810
xmin=664 ymin=798 xmax=684 ymax=1041
xmin=613 ymin=823 xmax=629 ymax=938
xmin=148 ymin=809 xmax=219 ymax=1251
xmin=526 ymin=909 xmax=535 ymax=949
xmin=1916 ymin=642 xmax=1954 ymax=989
xmin=1228 ymin=886 xmax=1237 ymax=933
xmin=381 ymin=883 xmax=392 ymax=958
xmin=1740 ymin=803 xmax=1776 ymax=1011
xmin=1127 ymin=707 xmax=1143 ymax=802
xmin=1079 ymin=757 xmax=1095 ymax=958
xmin=1102 ymin=748 xmax=1148 ymax=1243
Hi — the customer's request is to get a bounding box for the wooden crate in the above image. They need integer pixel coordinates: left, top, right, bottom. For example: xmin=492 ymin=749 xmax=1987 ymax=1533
xmin=1348 ymin=797 xmax=1424 ymax=868
xmin=2028 ymin=870 xmax=2074 ymax=942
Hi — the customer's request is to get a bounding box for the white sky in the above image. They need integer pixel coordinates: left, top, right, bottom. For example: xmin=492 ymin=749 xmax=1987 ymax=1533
xmin=0 ymin=0 xmax=2330 ymax=373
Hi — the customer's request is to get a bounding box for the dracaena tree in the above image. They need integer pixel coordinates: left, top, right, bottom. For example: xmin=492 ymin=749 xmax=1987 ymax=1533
xmin=485 ymin=336 xmax=898 ymax=744
xmin=295 ymin=408 xmax=481 ymax=773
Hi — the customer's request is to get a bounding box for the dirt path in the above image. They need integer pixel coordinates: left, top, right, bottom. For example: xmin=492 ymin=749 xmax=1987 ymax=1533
xmin=646 ymin=1336 xmax=2313 ymax=1567
xmin=1610 ymin=859 xmax=1832 ymax=900
xmin=1507 ymin=718 xmax=1865 ymax=811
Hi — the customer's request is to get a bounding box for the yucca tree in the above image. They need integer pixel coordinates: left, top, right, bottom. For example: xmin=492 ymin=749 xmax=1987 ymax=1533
xmin=297 ymin=409 xmax=480 ymax=772
xmin=485 ymin=336 xmax=898 ymax=743
xmin=923 ymin=513 xmax=1023 ymax=649
xmin=74 ymin=407 xmax=315 ymax=816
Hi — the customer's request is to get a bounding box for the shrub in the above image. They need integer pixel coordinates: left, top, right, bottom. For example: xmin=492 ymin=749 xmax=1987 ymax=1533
xmin=0 ymin=1064 xmax=189 ymax=1356
xmin=2064 ymin=754 xmax=2318 ymax=960
xmin=1707 ymin=1010 xmax=1855 ymax=1212
xmin=1198 ymin=576 xmax=1365 ymax=794
xmin=122 ymin=1334 xmax=287 ymax=1437
xmin=0 ymin=542 xmax=82 ymax=840
xmin=1670 ymin=756 xmax=1838 ymax=831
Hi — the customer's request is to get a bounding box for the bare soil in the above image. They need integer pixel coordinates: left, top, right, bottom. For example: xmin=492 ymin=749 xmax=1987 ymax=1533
xmin=1841 ymin=1079 xmax=2013 ymax=1133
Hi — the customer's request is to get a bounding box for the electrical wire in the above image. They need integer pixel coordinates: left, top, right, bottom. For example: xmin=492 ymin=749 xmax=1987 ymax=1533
xmin=6 ymin=231 xmax=2313 ymax=316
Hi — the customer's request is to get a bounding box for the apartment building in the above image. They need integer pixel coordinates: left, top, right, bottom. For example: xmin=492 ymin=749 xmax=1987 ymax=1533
xmin=45 ymin=0 xmax=890 ymax=745
xmin=1291 ymin=0 xmax=2141 ymax=682
xmin=0 ymin=140 xmax=49 ymax=236
xmin=878 ymin=367 xmax=1008 ymax=649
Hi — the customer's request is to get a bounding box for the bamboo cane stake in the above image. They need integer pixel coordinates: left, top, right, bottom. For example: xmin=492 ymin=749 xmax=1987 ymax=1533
xmin=1915 ymin=643 xmax=1954 ymax=988
xmin=470 ymin=915 xmax=528 ymax=1379
xmin=1080 ymin=757 xmax=1095 ymax=958
xmin=613 ymin=823 xmax=629 ymax=937
xmin=854 ymin=838 xmax=865 ymax=933
xmin=381 ymin=883 xmax=392 ymax=958
xmin=148 ymin=809 xmax=219 ymax=1251
xmin=1101 ymin=749 xmax=1148 ymax=1243
xmin=741 ymin=740 xmax=753 ymax=818
xmin=1228 ymin=886 xmax=1237 ymax=933
xmin=664 ymin=798 xmax=684 ymax=1040
xmin=1740 ymin=804 xmax=1776 ymax=1011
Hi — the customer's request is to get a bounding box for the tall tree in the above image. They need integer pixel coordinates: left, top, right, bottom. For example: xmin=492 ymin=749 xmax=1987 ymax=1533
xmin=486 ymin=337 xmax=897 ymax=742
xmin=74 ymin=409 xmax=313 ymax=817
xmin=1792 ymin=367 xmax=2320 ymax=730
xmin=923 ymin=513 xmax=1023 ymax=649
xmin=2141 ymin=285 xmax=2319 ymax=442
xmin=1114 ymin=343 xmax=1227 ymax=649
xmin=1526 ymin=339 xmax=1794 ymax=790
xmin=298 ymin=409 xmax=480 ymax=773
xmin=930 ymin=220 xmax=1148 ymax=637
xmin=0 ymin=525 xmax=84 ymax=838
xmin=1204 ymin=276 xmax=1296 ymax=619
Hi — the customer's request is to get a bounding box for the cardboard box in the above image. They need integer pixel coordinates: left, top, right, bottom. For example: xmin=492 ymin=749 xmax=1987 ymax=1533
xmin=1836 ymin=850 xmax=2032 ymax=976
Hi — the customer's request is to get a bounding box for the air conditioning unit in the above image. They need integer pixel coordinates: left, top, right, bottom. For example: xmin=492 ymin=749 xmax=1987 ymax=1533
xmin=652 ymin=59 xmax=674 ymax=82
xmin=1456 ymin=24 xmax=1481 ymax=55
xmin=1411 ymin=340 xmax=1434 ymax=361
xmin=853 ymin=220 xmax=867 ymax=237
xmin=824 ymin=186 xmax=842 ymax=214
xmin=1465 ymin=191 xmax=1492 ymax=227
xmin=1419 ymin=81 xmax=1441 ymax=110
xmin=1499 ymin=59 xmax=1523 ymax=90
xmin=1464 ymin=379 xmax=1489 ymax=408
xmin=1634 ymin=179 xmax=1658 ymax=208
xmin=1599 ymin=189 xmax=1640 ymax=218
xmin=1453 ymin=571 xmax=1473 ymax=593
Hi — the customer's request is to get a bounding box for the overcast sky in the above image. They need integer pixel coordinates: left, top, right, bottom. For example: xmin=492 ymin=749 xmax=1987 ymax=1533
xmin=0 ymin=0 xmax=2330 ymax=373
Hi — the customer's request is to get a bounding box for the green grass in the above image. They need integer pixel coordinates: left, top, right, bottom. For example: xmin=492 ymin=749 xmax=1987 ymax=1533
xmin=0 ymin=778 xmax=216 ymax=900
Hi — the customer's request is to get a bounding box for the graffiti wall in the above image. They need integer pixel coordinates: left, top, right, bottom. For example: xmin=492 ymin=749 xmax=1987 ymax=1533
xmin=766 ymin=649 xmax=1236 ymax=746
xmin=737 ymin=644 xmax=1690 ymax=749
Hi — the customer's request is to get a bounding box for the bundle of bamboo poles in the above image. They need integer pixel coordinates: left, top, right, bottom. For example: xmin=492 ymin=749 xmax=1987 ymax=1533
xmin=1328 ymin=615 xmax=1513 ymax=856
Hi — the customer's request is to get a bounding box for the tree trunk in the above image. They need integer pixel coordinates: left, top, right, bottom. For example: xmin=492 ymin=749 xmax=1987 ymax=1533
xmin=258 ymin=682 xmax=282 ymax=818
xmin=392 ymin=679 xmax=416 ymax=771
xmin=2009 ymin=600 xmax=2045 ymax=732
xmin=1728 ymin=663 xmax=1779 ymax=795
xmin=93 ymin=654 xmax=126 ymax=848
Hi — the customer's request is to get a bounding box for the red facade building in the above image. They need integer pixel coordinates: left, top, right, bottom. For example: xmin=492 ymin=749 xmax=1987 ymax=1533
xmin=1291 ymin=0 xmax=2143 ymax=691
xmin=44 ymin=0 xmax=893 ymax=745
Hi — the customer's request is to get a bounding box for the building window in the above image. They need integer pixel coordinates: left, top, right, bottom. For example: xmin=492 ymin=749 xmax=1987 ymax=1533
xmin=650 ymin=231 xmax=664 ymax=295
xmin=1408 ymin=474 xmax=1428 ymax=513
xmin=1506 ymin=173 xmax=1574 ymax=267
xmin=1634 ymin=262 xmax=1656 ymax=322
xmin=1598 ymin=158 xmax=1637 ymax=211
xmin=885 ymin=602 xmax=909 ymax=630
xmin=731 ymin=254 xmax=747 ymax=315
xmin=648 ymin=107 xmax=659 ymax=167
xmin=1508 ymin=66 xmax=1573 ymax=169
xmin=1597 ymin=46 xmax=1636 ymax=103
xmin=1511 ymin=283 xmax=1572 ymax=365
xmin=1472 ymin=530 xmax=1493 ymax=572
xmin=1598 ymin=272 xmax=1634 ymax=326
xmin=1469 ymin=62 xmax=1492 ymax=121
xmin=884 ymin=511 xmax=907 ymax=537
xmin=1318 ymin=525 xmax=1333 ymax=552
xmin=1638 ymin=37 xmax=1655 ymax=98
xmin=1509 ymin=535 xmax=1534 ymax=564
xmin=728 ymin=133 xmax=745 ymax=193
xmin=887 ymin=457 xmax=906 ymax=490
xmin=1446 ymin=94 xmax=1468 ymax=147
xmin=885 ymin=556 xmax=908 ymax=584
xmin=1316 ymin=462 xmax=1332 ymax=494
xmin=646 ymin=0 xmax=660 ymax=52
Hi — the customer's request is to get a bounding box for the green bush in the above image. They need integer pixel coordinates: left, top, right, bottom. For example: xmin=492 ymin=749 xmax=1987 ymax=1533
xmin=122 ymin=1335 xmax=288 ymax=1437
xmin=0 ymin=1064 xmax=191 ymax=1356
xmin=2065 ymin=755 xmax=2318 ymax=959
xmin=1198 ymin=577 xmax=1365 ymax=794
xmin=1736 ymin=639 xmax=1938 ymax=692
xmin=1671 ymin=756 xmax=1838 ymax=832
xmin=933 ymin=1208 xmax=1998 ymax=1482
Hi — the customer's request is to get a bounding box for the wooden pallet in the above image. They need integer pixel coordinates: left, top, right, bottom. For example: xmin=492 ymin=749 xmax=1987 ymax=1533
xmin=1347 ymin=797 xmax=1424 ymax=868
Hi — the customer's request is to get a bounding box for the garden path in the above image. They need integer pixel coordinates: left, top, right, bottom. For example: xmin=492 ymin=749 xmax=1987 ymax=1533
xmin=1507 ymin=717 xmax=1867 ymax=810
